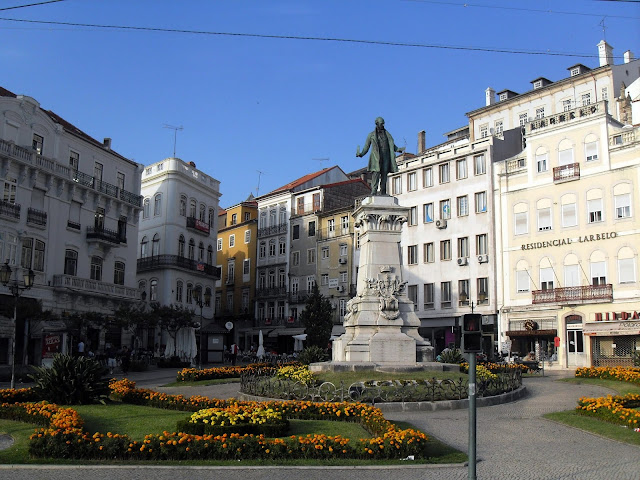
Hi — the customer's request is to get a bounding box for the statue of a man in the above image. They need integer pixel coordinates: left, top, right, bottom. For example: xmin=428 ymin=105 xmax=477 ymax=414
xmin=357 ymin=117 xmax=404 ymax=195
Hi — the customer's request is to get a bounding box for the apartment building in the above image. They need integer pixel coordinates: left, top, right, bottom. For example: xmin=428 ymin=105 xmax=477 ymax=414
xmin=468 ymin=41 xmax=640 ymax=368
xmin=215 ymin=194 xmax=258 ymax=351
xmin=255 ymin=166 xmax=349 ymax=352
xmin=0 ymin=86 xmax=142 ymax=366
xmin=390 ymin=129 xmax=498 ymax=355
xmin=137 ymin=157 xmax=221 ymax=362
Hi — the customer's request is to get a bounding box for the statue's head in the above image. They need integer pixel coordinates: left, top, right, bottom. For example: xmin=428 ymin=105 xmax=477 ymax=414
xmin=375 ymin=117 xmax=385 ymax=128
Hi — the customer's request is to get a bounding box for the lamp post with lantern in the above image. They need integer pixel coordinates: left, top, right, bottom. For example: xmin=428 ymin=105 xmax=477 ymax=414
xmin=0 ymin=261 xmax=35 ymax=390
xmin=193 ymin=286 xmax=211 ymax=368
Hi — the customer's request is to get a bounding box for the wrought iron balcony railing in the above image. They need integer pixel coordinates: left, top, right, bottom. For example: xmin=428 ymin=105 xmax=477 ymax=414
xmin=257 ymin=223 xmax=288 ymax=237
xmin=52 ymin=274 xmax=140 ymax=300
xmin=186 ymin=216 xmax=211 ymax=235
xmin=255 ymin=286 xmax=287 ymax=298
xmin=86 ymin=226 xmax=122 ymax=245
xmin=27 ymin=207 xmax=47 ymax=226
xmin=0 ymin=199 xmax=20 ymax=220
xmin=532 ymin=284 xmax=613 ymax=305
xmin=136 ymin=254 xmax=220 ymax=278
xmin=553 ymin=163 xmax=580 ymax=183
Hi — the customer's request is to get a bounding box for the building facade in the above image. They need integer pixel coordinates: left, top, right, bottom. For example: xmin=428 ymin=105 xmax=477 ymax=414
xmin=0 ymin=86 xmax=143 ymax=366
xmin=468 ymin=41 xmax=640 ymax=368
xmin=215 ymin=195 xmax=258 ymax=352
xmin=137 ymin=157 xmax=221 ymax=362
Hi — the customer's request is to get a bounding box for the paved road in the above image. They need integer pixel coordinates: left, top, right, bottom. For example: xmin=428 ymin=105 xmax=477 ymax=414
xmin=1 ymin=369 xmax=639 ymax=479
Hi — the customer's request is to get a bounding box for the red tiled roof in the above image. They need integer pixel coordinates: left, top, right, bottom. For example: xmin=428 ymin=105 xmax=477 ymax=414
xmin=265 ymin=166 xmax=342 ymax=196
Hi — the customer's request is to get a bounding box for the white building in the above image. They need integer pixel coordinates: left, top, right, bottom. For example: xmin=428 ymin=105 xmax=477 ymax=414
xmin=467 ymin=41 xmax=640 ymax=368
xmin=137 ymin=157 xmax=221 ymax=360
xmin=391 ymin=129 xmax=498 ymax=356
xmin=0 ymin=86 xmax=143 ymax=366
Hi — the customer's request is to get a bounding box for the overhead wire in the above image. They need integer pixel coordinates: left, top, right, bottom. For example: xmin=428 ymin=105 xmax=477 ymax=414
xmin=0 ymin=0 xmax=64 ymax=12
xmin=0 ymin=16 xmax=621 ymax=59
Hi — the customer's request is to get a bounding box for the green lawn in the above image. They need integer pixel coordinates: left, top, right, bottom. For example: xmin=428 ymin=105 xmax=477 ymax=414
xmin=163 ymin=378 xmax=241 ymax=387
xmin=543 ymin=377 xmax=640 ymax=446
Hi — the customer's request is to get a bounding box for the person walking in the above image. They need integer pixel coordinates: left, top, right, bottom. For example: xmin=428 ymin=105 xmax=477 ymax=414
xmin=230 ymin=343 xmax=238 ymax=366
xmin=106 ymin=345 xmax=117 ymax=375
xmin=119 ymin=346 xmax=131 ymax=375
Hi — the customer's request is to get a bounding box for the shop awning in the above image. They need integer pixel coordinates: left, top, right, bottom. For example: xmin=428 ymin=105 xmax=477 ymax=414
xmin=583 ymin=321 xmax=640 ymax=337
xmin=268 ymin=328 xmax=305 ymax=338
xmin=506 ymin=329 xmax=557 ymax=337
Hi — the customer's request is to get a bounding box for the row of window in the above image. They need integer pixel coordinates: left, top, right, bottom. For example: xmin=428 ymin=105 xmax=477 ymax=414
xmin=392 ymin=154 xmax=486 ymax=194
xmin=291 ymin=216 xmax=350 ymax=240
xmin=139 ymin=234 xmax=215 ymax=264
xmin=0 ymin=233 xmax=46 ymax=272
xmin=221 ymin=258 xmax=252 ymax=283
xmin=408 ymin=278 xmax=489 ymax=310
xmin=214 ymin=290 xmax=251 ymax=314
xmin=64 ymin=249 xmax=124 ymax=284
xmin=259 ymin=206 xmax=288 ymax=229
xmin=138 ymin=278 xmax=212 ymax=306
xmin=534 ymin=136 xmax=600 ymax=173
xmin=407 ymin=235 xmax=489 ymax=264
xmin=142 ymin=194 xmax=216 ymax=226
xmin=222 ymin=211 xmax=252 ymax=227
xmin=258 ymin=237 xmax=287 ymax=259
xmin=516 ymin=249 xmax=637 ymax=292
xmin=407 ymin=192 xmax=488 ymax=225
xmin=217 ymin=230 xmax=252 ymax=251
xmin=514 ymin=188 xmax=632 ymax=235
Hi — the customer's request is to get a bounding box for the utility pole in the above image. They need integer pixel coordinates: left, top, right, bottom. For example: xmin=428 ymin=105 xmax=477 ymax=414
xmin=255 ymin=170 xmax=265 ymax=197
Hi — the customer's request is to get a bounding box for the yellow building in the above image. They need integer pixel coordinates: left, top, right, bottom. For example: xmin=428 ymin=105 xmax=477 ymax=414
xmin=469 ymin=42 xmax=640 ymax=368
xmin=215 ymin=195 xmax=258 ymax=351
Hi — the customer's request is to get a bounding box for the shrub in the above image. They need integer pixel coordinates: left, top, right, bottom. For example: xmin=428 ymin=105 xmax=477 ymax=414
xmin=275 ymin=365 xmax=316 ymax=385
xmin=28 ymin=354 xmax=110 ymax=405
xmin=438 ymin=348 xmax=464 ymax=364
xmin=296 ymin=346 xmax=328 ymax=365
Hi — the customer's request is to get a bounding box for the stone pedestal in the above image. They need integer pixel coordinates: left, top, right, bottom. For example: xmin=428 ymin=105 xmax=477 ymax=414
xmin=332 ymin=196 xmax=433 ymax=365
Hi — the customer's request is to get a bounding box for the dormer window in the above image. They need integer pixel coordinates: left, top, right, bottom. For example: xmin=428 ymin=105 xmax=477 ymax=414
xmin=533 ymin=80 xmax=543 ymax=90
xmin=570 ymin=67 xmax=580 ymax=77
xmin=499 ymin=92 xmax=508 ymax=102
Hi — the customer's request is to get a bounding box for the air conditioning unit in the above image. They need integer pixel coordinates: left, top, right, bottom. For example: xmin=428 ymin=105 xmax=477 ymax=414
xmin=338 ymin=258 xmax=347 ymax=264
xmin=478 ymin=254 xmax=489 ymax=264
xmin=337 ymin=286 xmax=345 ymax=292
xmin=435 ymin=219 xmax=447 ymax=229
xmin=457 ymin=257 xmax=468 ymax=266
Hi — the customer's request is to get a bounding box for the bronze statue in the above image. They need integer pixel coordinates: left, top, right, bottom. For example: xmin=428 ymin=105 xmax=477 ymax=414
xmin=357 ymin=117 xmax=404 ymax=195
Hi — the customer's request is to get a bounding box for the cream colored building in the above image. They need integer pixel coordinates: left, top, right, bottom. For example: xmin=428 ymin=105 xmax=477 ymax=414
xmin=468 ymin=41 xmax=640 ymax=368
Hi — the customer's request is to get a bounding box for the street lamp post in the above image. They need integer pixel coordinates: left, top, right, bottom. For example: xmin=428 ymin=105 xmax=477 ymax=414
xmin=0 ymin=261 xmax=35 ymax=390
xmin=193 ymin=286 xmax=211 ymax=369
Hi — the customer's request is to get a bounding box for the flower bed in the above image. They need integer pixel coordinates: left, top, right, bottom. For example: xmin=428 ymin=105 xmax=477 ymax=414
xmin=575 ymin=366 xmax=640 ymax=386
xmin=576 ymin=393 xmax=640 ymax=430
xmin=0 ymin=379 xmax=431 ymax=461
xmin=178 ymin=405 xmax=289 ymax=437
xmin=176 ymin=363 xmax=275 ymax=382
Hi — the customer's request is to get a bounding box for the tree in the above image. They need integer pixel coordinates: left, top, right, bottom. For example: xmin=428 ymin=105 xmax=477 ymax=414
xmin=299 ymin=285 xmax=333 ymax=349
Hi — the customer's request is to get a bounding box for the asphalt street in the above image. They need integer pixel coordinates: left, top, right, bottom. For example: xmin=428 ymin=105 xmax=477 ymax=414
xmin=1 ymin=368 xmax=639 ymax=479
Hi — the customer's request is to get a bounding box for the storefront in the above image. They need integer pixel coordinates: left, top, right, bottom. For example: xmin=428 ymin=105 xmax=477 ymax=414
xmin=583 ymin=313 xmax=640 ymax=367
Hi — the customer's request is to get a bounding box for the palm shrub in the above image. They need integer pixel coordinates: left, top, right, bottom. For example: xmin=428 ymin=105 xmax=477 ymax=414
xmin=296 ymin=345 xmax=328 ymax=365
xmin=438 ymin=348 xmax=464 ymax=364
xmin=29 ymin=354 xmax=110 ymax=404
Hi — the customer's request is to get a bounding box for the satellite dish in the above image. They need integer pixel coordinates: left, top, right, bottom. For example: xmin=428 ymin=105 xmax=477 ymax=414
xmin=225 ymin=321 xmax=234 ymax=331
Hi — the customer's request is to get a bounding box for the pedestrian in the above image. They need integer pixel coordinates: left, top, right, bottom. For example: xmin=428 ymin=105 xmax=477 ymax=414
xmin=106 ymin=345 xmax=117 ymax=375
xmin=77 ymin=339 xmax=85 ymax=357
xmin=120 ymin=346 xmax=131 ymax=375
xmin=230 ymin=343 xmax=238 ymax=365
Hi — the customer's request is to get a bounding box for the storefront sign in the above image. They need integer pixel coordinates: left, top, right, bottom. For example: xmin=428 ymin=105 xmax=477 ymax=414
xmin=195 ymin=219 xmax=210 ymax=233
xmin=583 ymin=321 xmax=640 ymax=336
xmin=42 ymin=334 xmax=62 ymax=359
xmin=594 ymin=310 xmax=640 ymax=321
xmin=521 ymin=231 xmax=617 ymax=250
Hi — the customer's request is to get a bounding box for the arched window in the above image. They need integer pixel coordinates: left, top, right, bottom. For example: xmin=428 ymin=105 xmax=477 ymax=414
xmin=90 ymin=256 xmax=103 ymax=281
xmin=563 ymin=253 xmax=580 ymax=287
xmin=515 ymin=261 xmax=529 ymax=293
xmin=189 ymin=199 xmax=197 ymax=218
xmin=143 ymin=198 xmax=150 ymax=218
xmin=514 ymin=202 xmax=528 ymax=235
xmin=186 ymin=283 xmax=193 ymax=304
xmin=617 ymin=247 xmax=636 ymax=284
xmin=208 ymin=208 xmax=215 ymax=227
xmin=138 ymin=280 xmax=146 ymax=299
xmin=179 ymin=195 xmax=187 ymax=216
xmin=207 ymin=245 xmax=213 ymax=264
xmin=205 ymin=287 xmax=212 ymax=307
xmin=269 ymin=239 xmax=276 ymax=256
xmin=176 ymin=280 xmax=183 ymax=302
xmin=535 ymin=146 xmax=548 ymax=173
xmin=589 ymin=250 xmax=607 ymax=286
xmin=199 ymin=204 xmax=206 ymax=222
xmin=539 ymin=257 xmax=554 ymax=291
xmin=64 ymin=249 xmax=78 ymax=276
xmin=557 ymin=139 xmax=574 ymax=166
xmin=259 ymin=241 xmax=266 ymax=258
xmin=114 ymin=261 xmax=125 ymax=285
xmin=152 ymin=233 xmax=160 ymax=256
xmin=198 ymin=241 xmax=204 ymax=261
xmin=150 ymin=279 xmax=158 ymax=301
xmin=154 ymin=193 xmax=162 ymax=216
xmin=140 ymin=236 xmax=148 ymax=258
xmin=178 ymin=234 xmax=185 ymax=257
xmin=188 ymin=238 xmax=195 ymax=260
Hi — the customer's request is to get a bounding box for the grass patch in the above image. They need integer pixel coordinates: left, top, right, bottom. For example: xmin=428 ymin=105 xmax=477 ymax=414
xmin=162 ymin=378 xmax=241 ymax=388
xmin=558 ymin=377 xmax=640 ymax=395
xmin=72 ymin=404 xmax=189 ymax=440
xmin=0 ymin=419 xmax=35 ymax=464
xmin=544 ymin=410 xmax=640 ymax=446
xmin=285 ymin=419 xmax=372 ymax=439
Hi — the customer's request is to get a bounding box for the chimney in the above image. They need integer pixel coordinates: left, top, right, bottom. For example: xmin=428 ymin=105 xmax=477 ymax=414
xmin=103 ymin=137 xmax=112 ymax=149
xmin=418 ymin=130 xmax=426 ymax=153
xmin=485 ymin=87 xmax=495 ymax=106
xmin=624 ymin=50 xmax=635 ymax=64
xmin=598 ymin=40 xmax=613 ymax=67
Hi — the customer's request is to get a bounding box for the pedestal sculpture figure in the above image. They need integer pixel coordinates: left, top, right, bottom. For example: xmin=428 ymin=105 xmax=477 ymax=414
xmin=332 ymin=196 xmax=433 ymax=364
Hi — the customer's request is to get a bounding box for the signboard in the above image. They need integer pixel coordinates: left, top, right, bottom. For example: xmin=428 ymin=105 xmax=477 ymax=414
xmin=328 ymin=278 xmax=339 ymax=288
xmin=42 ymin=334 xmax=62 ymax=359
xmin=197 ymin=262 xmax=205 ymax=271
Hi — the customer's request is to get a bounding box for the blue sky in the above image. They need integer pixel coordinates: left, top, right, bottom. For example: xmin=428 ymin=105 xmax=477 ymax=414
xmin=2 ymin=0 xmax=639 ymax=207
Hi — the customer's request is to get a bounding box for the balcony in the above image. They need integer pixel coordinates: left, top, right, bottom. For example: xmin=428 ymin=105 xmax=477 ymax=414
xmin=532 ymin=284 xmax=613 ymax=305
xmin=553 ymin=163 xmax=580 ymax=183
xmin=136 ymin=254 xmax=221 ymax=278
xmin=257 ymin=223 xmax=288 ymax=238
xmin=27 ymin=207 xmax=47 ymax=227
xmin=256 ymin=316 xmax=302 ymax=328
xmin=526 ymin=101 xmax=605 ymax=135
xmin=0 ymin=199 xmax=20 ymax=221
xmin=86 ymin=226 xmax=122 ymax=245
xmin=288 ymin=289 xmax=312 ymax=303
xmin=0 ymin=138 xmax=142 ymax=208
xmin=317 ymin=226 xmax=352 ymax=240
xmin=186 ymin=216 xmax=210 ymax=235
xmin=255 ymin=286 xmax=287 ymax=299
xmin=52 ymin=274 xmax=140 ymax=300
xmin=67 ymin=220 xmax=81 ymax=231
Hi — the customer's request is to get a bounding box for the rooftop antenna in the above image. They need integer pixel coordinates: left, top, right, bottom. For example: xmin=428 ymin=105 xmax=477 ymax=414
xmin=599 ymin=17 xmax=607 ymax=41
xmin=313 ymin=158 xmax=330 ymax=167
xmin=163 ymin=124 xmax=183 ymax=158
xmin=256 ymin=170 xmax=265 ymax=196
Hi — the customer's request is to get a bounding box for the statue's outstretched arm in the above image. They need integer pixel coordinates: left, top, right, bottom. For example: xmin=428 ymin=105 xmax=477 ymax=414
xmin=357 ymin=134 xmax=372 ymax=157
